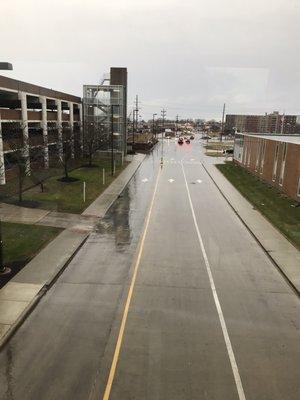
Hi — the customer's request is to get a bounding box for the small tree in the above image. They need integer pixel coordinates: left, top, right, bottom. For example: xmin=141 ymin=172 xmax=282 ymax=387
xmin=59 ymin=139 xmax=73 ymax=181
xmin=5 ymin=121 xmax=48 ymax=201
xmin=5 ymin=122 xmax=29 ymax=203
xmin=84 ymin=122 xmax=100 ymax=167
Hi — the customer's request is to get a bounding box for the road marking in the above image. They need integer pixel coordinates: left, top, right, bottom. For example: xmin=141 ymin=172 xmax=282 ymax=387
xmin=181 ymin=161 xmax=247 ymax=400
xmin=196 ymin=179 xmax=202 ymax=183
xmin=102 ymin=167 xmax=161 ymax=400
xmin=141 ymin=178 xmax=148 ymax=183
xmin=168 ymin=178 xmax=175 ymax=183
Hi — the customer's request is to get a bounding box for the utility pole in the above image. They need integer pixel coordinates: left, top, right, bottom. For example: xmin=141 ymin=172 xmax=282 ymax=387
xmin=161 ymin=109 xmax=166 ymax=165
xmin=152 ymin=113 xmax=157 ymax=138
xmin=133 ymin=95 xmax=139 ymax=152
xmin=132 ymin=109 xmax=135 ymax=147
xmin=161 ymin=108 xmax=166 ymax=133
xmin=220 ymin=103 xmax=226 ymax=142
xmin=175 ymin=114 xmax=179 ymax=137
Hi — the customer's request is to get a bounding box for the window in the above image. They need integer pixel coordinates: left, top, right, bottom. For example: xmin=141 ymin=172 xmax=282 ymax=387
xmin=279 ymin=142 xmax=287 ymax=186
xmin=247 ymin=143 xmax=251 ymax=166
xmin=255 ymin=140 xmax=261 ymax=172
xmin=260 ymin=140 xmax=266 ymax=174
xmin=272 ymin=143 xmax=279 ymax=181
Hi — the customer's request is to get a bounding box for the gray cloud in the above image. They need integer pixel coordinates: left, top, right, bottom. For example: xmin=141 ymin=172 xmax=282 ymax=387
xmin=1 ymin=0 xmax=299 ymax=119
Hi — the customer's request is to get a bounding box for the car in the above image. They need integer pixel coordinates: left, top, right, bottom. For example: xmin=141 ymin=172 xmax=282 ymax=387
xmin=201 ymin=135 xmax=211 ymax=140
xmin=185 ymin=138 xmax=190 ymax=144
xmin=190 ymin=135 xmax=194 ymax=140
xmin=223 ymin=148 xmax=234 ymax=155
xmin=178 ymin=137 xmax=184 ymax=145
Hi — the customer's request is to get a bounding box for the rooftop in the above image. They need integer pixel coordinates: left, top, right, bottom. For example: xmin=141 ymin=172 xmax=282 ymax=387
xmin=0 ymin=75 xmax=81 ymax=103
xmin=240 ymin=133 xmax=300 ymax=145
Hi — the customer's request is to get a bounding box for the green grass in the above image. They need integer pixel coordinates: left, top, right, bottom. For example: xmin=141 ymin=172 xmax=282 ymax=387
xmin=205 ymin=142 xmax=234 ymax=150
xmin=2 ymin=222 xmax=62 ymax=264
xmin=205 ymin=151 xmax=225 ymax=157
xmin=216 ymin=162 xmax=300 ymax=249
xmin=20 ymin=159 xmax=128 ymax=214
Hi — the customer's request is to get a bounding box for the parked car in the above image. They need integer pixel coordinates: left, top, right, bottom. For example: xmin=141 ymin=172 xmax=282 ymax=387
xmin=178 ymin=137 xmax=184 ymax=145
xmin=223 ymin=148 xmax=234 ymax=155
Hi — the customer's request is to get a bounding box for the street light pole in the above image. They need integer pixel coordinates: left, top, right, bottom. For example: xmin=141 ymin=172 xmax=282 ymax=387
xmin=111 ymin=105 xmax=114 ymax=176
xmin=161 ymin=109 xmax=166 ymax=165
xmin=152 ymin=113 xmax=157 ymax=138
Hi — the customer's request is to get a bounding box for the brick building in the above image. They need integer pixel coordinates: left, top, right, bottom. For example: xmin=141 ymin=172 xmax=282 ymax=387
xmin=226 ymin=111 xmax=298 ymax=134
xmin=233 ymin=133 xmax=300 ymax=201
xmin=0 ymin=75 xmax=82 ymax=184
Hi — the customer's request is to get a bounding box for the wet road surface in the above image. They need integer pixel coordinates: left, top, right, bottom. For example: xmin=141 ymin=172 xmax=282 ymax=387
xmin=0 ymin=137 xmax=299 ymax=400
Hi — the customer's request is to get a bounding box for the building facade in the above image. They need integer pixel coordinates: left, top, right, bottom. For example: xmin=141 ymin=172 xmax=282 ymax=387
xmin=0 ymin=75 xmax=82 ymax=184
xmin=234 ymin=133 xmax=300 ymax=201
xmin=226 ymin=111 xmax=298 ymax=134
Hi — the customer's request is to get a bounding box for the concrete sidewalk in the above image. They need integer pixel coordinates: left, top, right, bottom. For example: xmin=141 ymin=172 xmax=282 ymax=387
xmin=83 ymin=153 xmax=145 ymax=217
xmin=203 ymin=162 xmax=300 ymax=294
xmin=0 ymin=203 xmax=98 ymax=230
xmin=0 ymin=153 xmax=146 ymax=347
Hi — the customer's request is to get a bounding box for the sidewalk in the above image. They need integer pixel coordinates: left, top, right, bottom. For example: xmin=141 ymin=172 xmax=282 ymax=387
xmin=203 ymin=162 xmax=300 ymax=294
xmin=0 ymin=203 xmax=98 ymax=230
xmin=83 ymin=153 xmax=145 ymax=217
xmin=0 ymin=153 xmax=146 ymax=347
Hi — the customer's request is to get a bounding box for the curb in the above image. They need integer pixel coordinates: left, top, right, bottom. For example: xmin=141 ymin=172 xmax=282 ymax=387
xmin=82 ymin=154 xmax=146 ymax=218
xmin=202 ymin=163 xmax=300 ymax=297
xmin=0 ymin=234 xmax=89 ymax=349
xmin=99 ymin=154 xmax=146 ymax=217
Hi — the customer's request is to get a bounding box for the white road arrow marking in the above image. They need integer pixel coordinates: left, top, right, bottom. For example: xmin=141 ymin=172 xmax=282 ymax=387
xmin=196 ymin=179 xmax=202 ymax=183
xmin=142 ymin=178 xmax=149 ymax=183
xmin=168 ymin=179 xmax=175 ymax=183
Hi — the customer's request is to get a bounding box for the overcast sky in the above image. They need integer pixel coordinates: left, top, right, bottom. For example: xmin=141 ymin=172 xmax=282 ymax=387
xmin=1 ymin=0 xmax=300 ymax=120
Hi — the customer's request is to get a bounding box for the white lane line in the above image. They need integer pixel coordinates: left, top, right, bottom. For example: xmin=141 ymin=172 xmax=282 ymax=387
xmin=181 ymin=161 xmax=247 ymax=400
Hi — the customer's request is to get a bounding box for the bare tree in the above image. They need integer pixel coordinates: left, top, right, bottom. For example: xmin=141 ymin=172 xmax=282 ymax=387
xmin=84 ymin=122 xmax=101 ymax=167
xmin=3 ymin=121 xmax=47 ymax=202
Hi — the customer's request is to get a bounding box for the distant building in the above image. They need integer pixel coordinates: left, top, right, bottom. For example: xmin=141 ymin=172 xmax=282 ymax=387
xmin=0 ymin=75 xmax=82 ymax=185
xmin=226 ymin=111 xmax=298 ymax=134
xmin=234 ymin=133 xmax=300 ymax=201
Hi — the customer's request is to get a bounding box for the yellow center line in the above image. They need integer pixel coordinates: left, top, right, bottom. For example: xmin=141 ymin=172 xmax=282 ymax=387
xmin=102 ymin=166 xmax=162 ymax=400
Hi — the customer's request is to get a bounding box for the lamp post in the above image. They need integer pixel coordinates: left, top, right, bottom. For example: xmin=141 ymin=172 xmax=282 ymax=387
xmin=0 ymin=219 xmax=10 ymax=275
xmin=152 ymin=113 xmax=157 ymax=138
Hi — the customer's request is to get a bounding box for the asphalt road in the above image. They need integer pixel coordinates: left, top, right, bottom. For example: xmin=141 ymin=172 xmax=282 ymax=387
xmin=0 ymin=136 xmax=299 ymax=400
